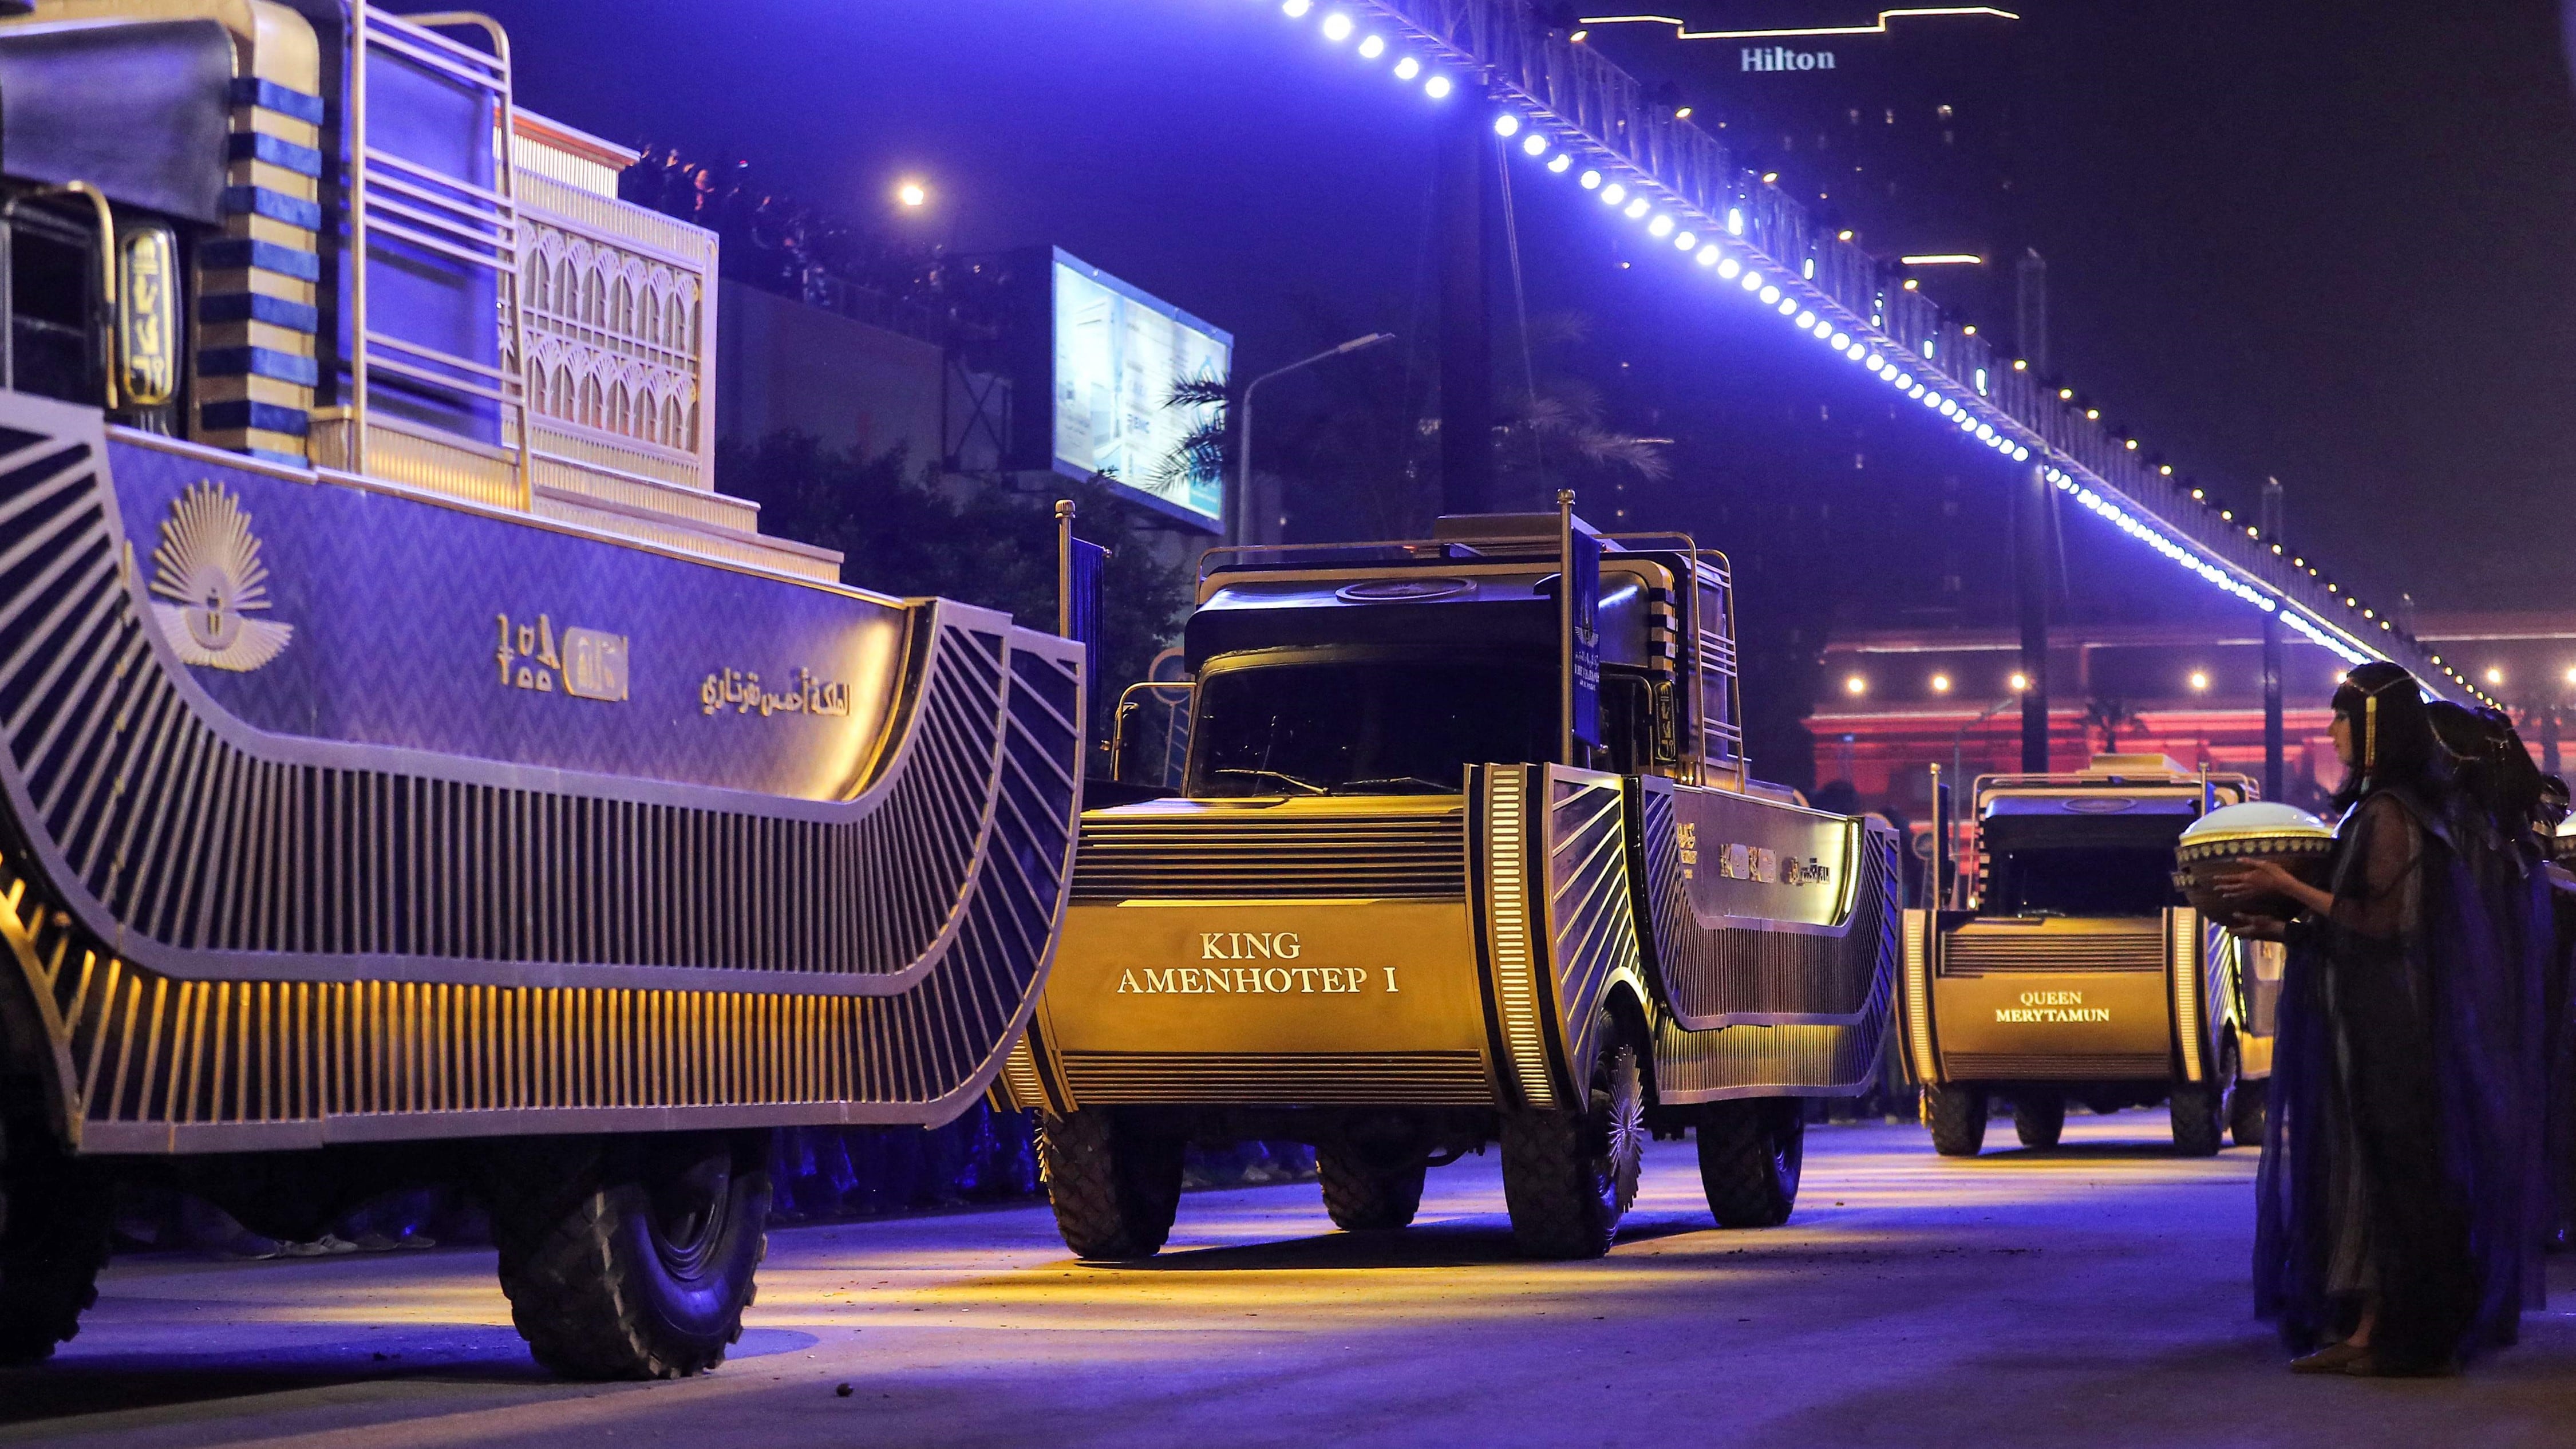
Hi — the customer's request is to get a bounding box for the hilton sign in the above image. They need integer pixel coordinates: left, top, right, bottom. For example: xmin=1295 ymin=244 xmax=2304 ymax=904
xmin=1741 ymin=45 xmax=1836 ymax=71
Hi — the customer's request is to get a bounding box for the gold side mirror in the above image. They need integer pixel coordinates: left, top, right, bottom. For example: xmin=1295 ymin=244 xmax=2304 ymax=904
xmin=1111 ymin=680 xmax=1194 ymax=788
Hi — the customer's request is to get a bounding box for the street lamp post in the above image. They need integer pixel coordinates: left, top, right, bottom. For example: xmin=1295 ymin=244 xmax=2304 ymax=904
xmin=891 ymin=176 xmax=959 ymax=252
xmin=1952 ymin=693 xmax=2019 ymax=827
xmin=2261 ymin=477 xmax=2286 ymax=800
xmin=1232 ymin=331 xmax=1396 ymax=547
xmin=1938 ymin=692 xmax=2024 ymax=907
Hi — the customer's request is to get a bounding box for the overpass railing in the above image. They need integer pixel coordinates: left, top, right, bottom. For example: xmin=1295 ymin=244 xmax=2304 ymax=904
xmin=1349 ymin=0 xmax=2483 ymax=705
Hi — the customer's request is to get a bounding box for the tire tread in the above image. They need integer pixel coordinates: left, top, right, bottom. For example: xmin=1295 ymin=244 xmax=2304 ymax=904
xmin=1039 ymin=1111 xmax=1183 ymax=1260
xmin=487 ymin=1136 xmax=767 ymax=1380
xmin=1925 ymin=1084 xmax=1989 ymax=1156
xmin=2170 ymin=1080 xmax=2226 ymax=1158
xmin=0 ymin=1116 xmax=110 ymax=1367
xmin=1698 ymin=1100 xmax=1803 ymax=1228
xmin=1500 ymin=1107 xmax=1614 ymax=1258
xmin=1499 ymin=1008 xmax=1641 ymax=1260
xmin=2230 ymin=1077 xmax=2269 ymax=1148
xmin=2013 ymin=1093 xmax=2067 ymax=1149
xmin=1317 ymin=1148 xmax=1425 ymax=1232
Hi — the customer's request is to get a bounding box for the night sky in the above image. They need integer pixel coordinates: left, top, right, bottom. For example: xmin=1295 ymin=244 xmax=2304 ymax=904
xmin=477 ymin=0 xmax=2576 ymax=615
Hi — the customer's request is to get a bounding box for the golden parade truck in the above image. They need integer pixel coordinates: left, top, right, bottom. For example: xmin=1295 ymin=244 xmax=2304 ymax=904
xmin=1900 ymin=757 xmax=2276 ymax=1157
xmin=995 ymin=503 xmax=1901 ymax=1260
xmin=0 ymin=3 xmax=1082 ymax=1377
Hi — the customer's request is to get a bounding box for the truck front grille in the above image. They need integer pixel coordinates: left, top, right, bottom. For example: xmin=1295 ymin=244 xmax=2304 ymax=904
xmin=1943 ymin=1051 xmax=2173 ymax=1080
xmin=1060 ymin=1050 xmax=1491 ymax=1104
xmin=1070 ymin=808 xmax=1467 ymax=901
xmin=1942 ymin=924 xmax=2166 ymax=975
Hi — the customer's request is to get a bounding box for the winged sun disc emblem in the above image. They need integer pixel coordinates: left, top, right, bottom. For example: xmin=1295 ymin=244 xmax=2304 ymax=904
xmin=148 ymin=479 xmax=294 ymax=672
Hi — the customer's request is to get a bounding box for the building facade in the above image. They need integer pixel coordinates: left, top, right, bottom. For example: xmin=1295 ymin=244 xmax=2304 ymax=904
xmin=1808 ymin=613 xmax=2576 ymax=823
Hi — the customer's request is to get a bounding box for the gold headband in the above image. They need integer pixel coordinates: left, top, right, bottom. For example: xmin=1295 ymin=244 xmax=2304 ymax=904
xmin=2346 ymin=670 xmax=2409 ymax=775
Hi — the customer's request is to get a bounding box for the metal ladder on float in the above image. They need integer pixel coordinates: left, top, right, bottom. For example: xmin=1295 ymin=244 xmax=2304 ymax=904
xmin=1690 ymin=554 xmax=1746 ymax=789
xmin=343 ymin=3 xmax=534 ymax=506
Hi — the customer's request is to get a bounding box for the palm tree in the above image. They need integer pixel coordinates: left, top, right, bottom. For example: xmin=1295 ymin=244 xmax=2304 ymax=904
xmin=1153 ymin=377 xmax=1231 ymax=509
xmin=1226 ymin=303 xmax=1666 ymax=541
xmin=2083 ymin=698 xmax=2144 ymax=755
xmin=1488 ymin=312 xmax=1671 ymax=507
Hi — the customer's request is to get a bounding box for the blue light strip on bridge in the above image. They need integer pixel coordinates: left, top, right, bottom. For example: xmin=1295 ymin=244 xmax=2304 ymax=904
xmin=1240 ymin=0 xmax=2488 ymax=706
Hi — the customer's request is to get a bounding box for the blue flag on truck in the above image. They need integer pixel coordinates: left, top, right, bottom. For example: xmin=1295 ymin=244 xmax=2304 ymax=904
xmin=1065 ymin=535 xmax=1108 ymax=701
xmin=1568 ymin=526 xmax=1601 ymax=749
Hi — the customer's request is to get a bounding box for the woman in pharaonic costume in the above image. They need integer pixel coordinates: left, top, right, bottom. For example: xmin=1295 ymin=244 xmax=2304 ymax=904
xmin=2215 ymin=661 xmax=2550 ymax=1376
xmin=2426 ymin=704 xmax=2576 ymax=1263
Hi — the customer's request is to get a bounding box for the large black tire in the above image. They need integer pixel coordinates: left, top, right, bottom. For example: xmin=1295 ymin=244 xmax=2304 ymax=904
xmin=1038 ymin=1109 xmax=1184 ymax=1260
xmin=0 ymin=1112 xmax=111 ymax=1365
xmin=1500 ymin=1006 xmax=1646 ymax=1259
xmin=1696 ymin=1099 xmax=1805 ymax=1228
xmin=2170 ymin=1080 xmax=2226 ymax=1157
xmin=2013 ymin=1091 xmax=2067 ymax=1150
xmin=2230 ymin=1076 xmax=2269 ymax=1149
xmin=1925 ymin=1084 xmax=1989 ymax=1157
xmin=1317 ymin=1146 xmax=1426 ymax=1232
xmin=488 ymin=1132 xmax=771 ymax=1380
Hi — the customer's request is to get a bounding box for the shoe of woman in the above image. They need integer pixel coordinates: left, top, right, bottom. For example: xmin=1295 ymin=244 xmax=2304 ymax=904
xmin=2290 ymin=1341 xmax=2368 ymax=1374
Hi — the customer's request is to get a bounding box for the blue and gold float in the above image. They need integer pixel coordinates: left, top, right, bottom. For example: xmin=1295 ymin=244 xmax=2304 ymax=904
xmin=1003 ymin=504 xmax=1901 ymax=1260
xmin=0 ymin=1 xmax=1080 ymax=1377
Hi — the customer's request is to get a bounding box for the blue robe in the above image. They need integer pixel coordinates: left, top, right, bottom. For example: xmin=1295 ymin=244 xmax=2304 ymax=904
xmin=2253 ymin=784 xmax=2549 ymax=1370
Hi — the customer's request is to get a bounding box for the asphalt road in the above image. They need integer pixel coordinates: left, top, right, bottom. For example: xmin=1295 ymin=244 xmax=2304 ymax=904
xmin=6 ymin=1111 xmax=2573 ymax=1448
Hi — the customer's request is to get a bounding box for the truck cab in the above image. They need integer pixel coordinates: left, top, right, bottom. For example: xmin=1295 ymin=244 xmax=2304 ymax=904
xmin=1000 ymin=509 xmax=1902 ymax=1260
xmin=1899 ymin=755 xmax=2276 ymax=1156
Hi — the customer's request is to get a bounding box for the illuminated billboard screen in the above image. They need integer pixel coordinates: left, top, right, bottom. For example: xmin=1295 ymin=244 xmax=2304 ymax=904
xmin=1049 ymin=250 xmax=1232 ymax=530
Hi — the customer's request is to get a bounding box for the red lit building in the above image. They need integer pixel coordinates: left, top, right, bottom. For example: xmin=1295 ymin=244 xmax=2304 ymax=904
xmin=1807 ymin=613 xmax=2576 ymax=822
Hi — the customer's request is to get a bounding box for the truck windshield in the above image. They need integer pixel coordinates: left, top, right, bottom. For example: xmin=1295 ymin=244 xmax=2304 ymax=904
xmin=1986 ymin=847 xmax=2187 ymax=916
xmin=1190 ymin=656 xmax=1557 ymax=797
xmin=1980 ymin=809 xmax=2194 ymax=916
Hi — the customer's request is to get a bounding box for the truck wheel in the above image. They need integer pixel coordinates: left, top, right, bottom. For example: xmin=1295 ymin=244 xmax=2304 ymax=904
xmin=1696 ymin=1098 xmax=1805 ymax=1228
xmin=489 ymin=1132 xmax=770 ymax=1380
xmin=1317 ymin=1147 xmax=1426 ymax=1231
xmin=1500 ymin=1006 xmax=1645 ymax=1260
xmin=2013 ymin=1092 xmax=2066 ymax=1150
xmin=0 ymin=1113 xmax=111 ymax=1365
xmin=2170 ymin=1080 xmax=2226 ymax=1157
xmin=1925 ymin=1084 xmax=1989 ymax=1156
xmin=2230 ymin=1077 xmax=2269 ymax=1148
xmin=1038 ymin=1110 xmax=1184 ymax=1260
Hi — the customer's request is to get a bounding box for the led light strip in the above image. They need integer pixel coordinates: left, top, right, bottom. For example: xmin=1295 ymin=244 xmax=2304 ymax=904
xmin=1902 ymin=908 xmax=1939 ymax=1083
xmin=1249 ymin=0 xmax=2490 ymax=706
xmin=1483 ymin=768 xmax=1558 ymax=1111
xmin=2170 ymin=909 xmax=2204 ymax=1083
xmin=2045 ymin=465 xmax=2365 ymax=666
xmin=1282 ymin=0 xmax=1457 ymax=95
xmin=1580 ymin=7 xmax=2022 ymax=43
